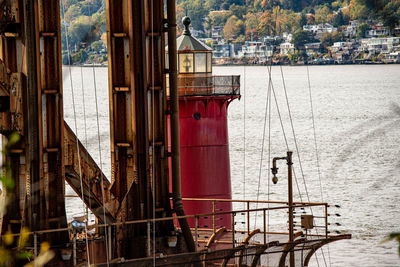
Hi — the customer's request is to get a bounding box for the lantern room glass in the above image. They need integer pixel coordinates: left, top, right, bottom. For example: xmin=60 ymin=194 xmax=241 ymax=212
xmin=207 ymin=52 xmax=212 ymax=73
xmin=179 ymin=53 xmax=193 ymax=73
xmin=195 ymin=53 xmax=207 ymax=73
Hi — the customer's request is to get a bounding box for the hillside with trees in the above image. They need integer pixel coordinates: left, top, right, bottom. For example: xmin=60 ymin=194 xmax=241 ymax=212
xmin=61 ymin=0 xmax=400 ymax=64
xmin=61 ymin=0 xmax=107 ymax=64
xmin=177 ymin=0 xmax=400 ymax=40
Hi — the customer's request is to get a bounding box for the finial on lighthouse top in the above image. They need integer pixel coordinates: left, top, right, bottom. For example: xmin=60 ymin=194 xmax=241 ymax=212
xmin=182 ymin=16 xmax=191 ymax=36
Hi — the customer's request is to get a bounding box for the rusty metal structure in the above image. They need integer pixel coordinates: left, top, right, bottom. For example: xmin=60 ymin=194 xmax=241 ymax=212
xmin=0 ymin=0 xmax=350 ymax=266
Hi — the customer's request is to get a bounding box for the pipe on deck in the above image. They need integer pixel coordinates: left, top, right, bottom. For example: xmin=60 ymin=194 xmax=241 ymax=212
xmin=166 ymin=0 xmax=196 ymax=253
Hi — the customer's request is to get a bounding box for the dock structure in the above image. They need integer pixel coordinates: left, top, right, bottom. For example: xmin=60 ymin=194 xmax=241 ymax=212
xmin=0 ymin=0 xmax=350 ymax=266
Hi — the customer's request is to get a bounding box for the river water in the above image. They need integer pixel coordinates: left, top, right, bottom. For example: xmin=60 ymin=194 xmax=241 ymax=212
xmin=63 ymin=64 xmax=400 ymax=266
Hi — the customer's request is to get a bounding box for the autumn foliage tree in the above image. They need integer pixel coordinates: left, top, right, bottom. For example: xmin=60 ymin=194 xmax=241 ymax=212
xmin=223 ymin=15 xmax=245 ymax=40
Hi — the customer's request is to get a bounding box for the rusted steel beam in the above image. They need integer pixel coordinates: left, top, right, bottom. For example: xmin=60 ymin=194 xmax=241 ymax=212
xmin=106 ymin=0 xmax=176 ymax=258
xmin=36 ymin=0 xmax=68 ymax=244
xmin=0 ymin=0 xmax=29 ymax=239
xmin=23 ymin=0 xmax=42 ymax=235
xmin=63 ymin=123 xmax=117 ymax=223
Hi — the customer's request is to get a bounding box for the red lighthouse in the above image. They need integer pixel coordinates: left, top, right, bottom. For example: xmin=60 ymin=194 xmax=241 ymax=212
xmin=168 ymin=17 xmax=240 ymax=229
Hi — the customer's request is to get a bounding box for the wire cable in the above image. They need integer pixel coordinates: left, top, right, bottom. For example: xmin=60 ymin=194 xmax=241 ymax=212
xmin=279 ymin=65 xmax=326 ymax=267
xmin=243 ymin=65 xmax=246 ymax=207
xmin=254 ymin=62 xmax=272 ymax=228
xmin=60 ymin=2 xmax=90 ymax=265
xmin=266 ymin=66 xmax=303 ymax=202
xmin=306 ymin=65 xmax=331 ymax=267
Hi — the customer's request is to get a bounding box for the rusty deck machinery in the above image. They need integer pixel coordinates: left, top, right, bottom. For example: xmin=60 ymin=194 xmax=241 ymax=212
xmin=0 ymin=0 xmax=69 ymax=253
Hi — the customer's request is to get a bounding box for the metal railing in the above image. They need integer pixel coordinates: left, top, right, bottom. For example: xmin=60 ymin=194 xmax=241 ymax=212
xmin=181 ymin=198 xmax=329 ymax=246
xmin=166 ymin=75 xmax=240 ymax=97
xmin=3 ymin=198 xmax=335 ymax=266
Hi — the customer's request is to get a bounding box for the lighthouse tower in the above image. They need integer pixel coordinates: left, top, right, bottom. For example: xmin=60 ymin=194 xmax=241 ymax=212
xmin=168 ymin=17 xmax=240 ymax=229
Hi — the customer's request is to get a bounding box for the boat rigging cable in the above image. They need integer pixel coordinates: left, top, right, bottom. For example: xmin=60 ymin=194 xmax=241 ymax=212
xmin=306 ymin=65 xmax=332 ymax=267
xmin=264 ymin=65 xmax=324 ymax=267
xmin=254 ymin=61 xmax=272 ymax=228
xmin=242 ymin=11 xmax=246 ymax=212
xmin=88 ymin=2 xmax=111 ymax=264
xmin=306 ymin=66 xmax=324 ymax=203
xmin=278 ymin=65 xmax=328 ymax=267
xmin=91 ymin=27 xmax=111 ymax=267
xmin=266 ymin=66 xmax=303 ymax=201
xmin=61 ymin=1 xmax=91 ymax=264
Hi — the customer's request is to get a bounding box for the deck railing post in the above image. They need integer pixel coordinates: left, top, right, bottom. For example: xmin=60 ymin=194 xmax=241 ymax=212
xmin=247 ymin=201 xmax=250 ymax=234
xmin=263 ymin=209 xmax=266 ymax=244
xmin=325 ymin=204 xmax=328 ymax=238
xmin=34 ymin=233 xmax=38 ymax=258
xmin=231 ymin=213 xmax=235 ymax=248
xmin=212 ymin=200 xmax=216 ymax=233
xmin=195 ymin=216 xmax=198 ymax=249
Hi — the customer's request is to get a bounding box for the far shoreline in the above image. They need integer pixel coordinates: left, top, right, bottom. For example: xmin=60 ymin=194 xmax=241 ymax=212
xmin=64 ymin=61 xmax=400 ymax=68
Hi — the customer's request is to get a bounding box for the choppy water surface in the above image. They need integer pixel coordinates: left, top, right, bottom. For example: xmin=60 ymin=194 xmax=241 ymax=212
xmin=63 ymin=65 xmax=400 ymax=266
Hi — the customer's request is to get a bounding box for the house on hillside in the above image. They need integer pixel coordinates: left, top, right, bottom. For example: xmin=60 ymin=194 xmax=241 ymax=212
xmin=343 ymin=21 xmax=359 ymax=37
xmin=383 ymin=51 xmax=400 ymax=63
xmin=304 ymin=42 xmax=321 ymax=56
xmin=366 ymin=28 xmax=389 ymax=38
xmin=303 ymin=23 xmax=337 ymax=39
xmin=360 ymin=37 xmax=400 ymax=54
xmin=330 ymin=41 xmax=358 ymax=53
xmin=237 ymin=41 xmax=274 ymax=60
xmin=366 ymin=23 xmax=389 ymax=37
xmin=211 ymin=26 xmax=224 ymax=41
xmin=213 ymin=43 xmax=240 ymax=58
xmin=280 ymin=42 xmax=294 ymax=55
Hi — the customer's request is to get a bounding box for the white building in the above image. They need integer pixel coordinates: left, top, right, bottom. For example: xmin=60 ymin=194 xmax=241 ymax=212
xmin=303 ymin=23 xmax=337 ymax=38
xmin=360 ymin=37 xmax=400 ymax=53
xmin=237 ymin=41 xmax=274 ymax=59
xmin=280 ymin=42 xmax=294 ymax=55
xmin=383 ymin=51 xmax=400 ymax=63
xmin=211 ymin=26 xmax=224 ymax=41
xmin=366 ymin=28 xmax=389 ymax=38
xmin=344 ymin=21 xmax=359 ymax=37
xmin=304 ymin=42 xmax=321 ymax=56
